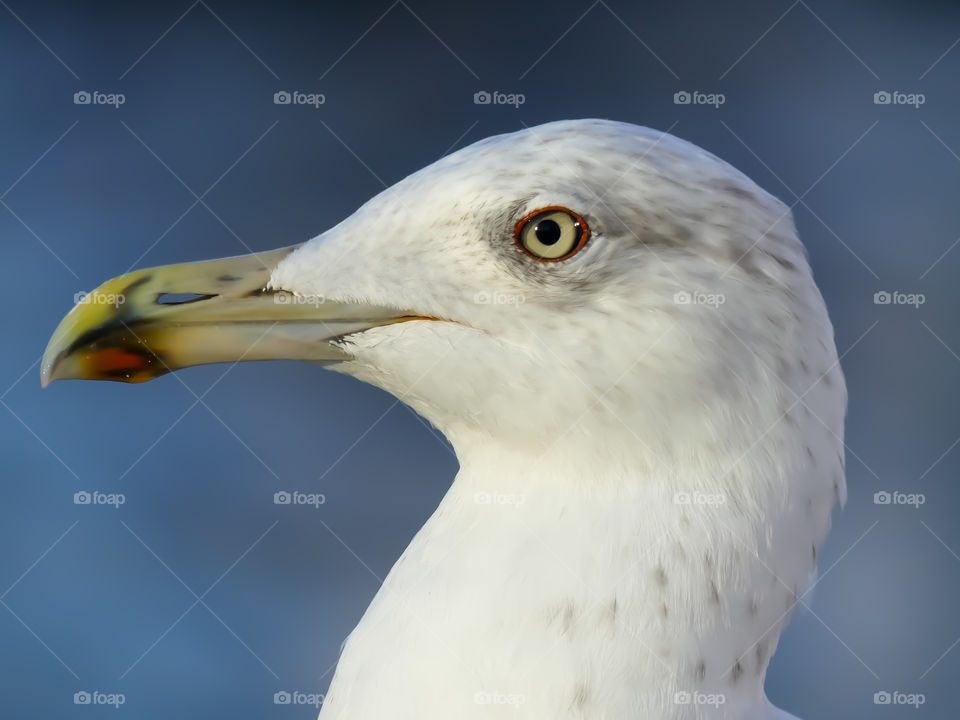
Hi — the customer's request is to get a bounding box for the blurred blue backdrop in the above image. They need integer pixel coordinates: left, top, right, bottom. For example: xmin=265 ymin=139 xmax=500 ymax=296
xmin=2 ymin=0 xmax=959 ymax=717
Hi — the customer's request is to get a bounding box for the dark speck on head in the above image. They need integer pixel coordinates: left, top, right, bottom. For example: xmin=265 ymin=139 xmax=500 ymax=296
xmin=654 ymin=566 xmax=668 ymax=587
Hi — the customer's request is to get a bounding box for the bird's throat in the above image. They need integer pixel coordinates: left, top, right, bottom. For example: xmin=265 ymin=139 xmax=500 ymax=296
xmin=319 ymin=455 xmax=809 ymax=719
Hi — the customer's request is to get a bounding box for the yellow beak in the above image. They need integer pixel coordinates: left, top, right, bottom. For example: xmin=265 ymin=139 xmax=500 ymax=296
xmin=41 ymin=245 xmax=417 ymax=386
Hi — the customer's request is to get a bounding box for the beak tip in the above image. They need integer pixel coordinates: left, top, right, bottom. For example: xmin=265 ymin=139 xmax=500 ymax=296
xmin=40 ymin=353 xmax=60 ymax=388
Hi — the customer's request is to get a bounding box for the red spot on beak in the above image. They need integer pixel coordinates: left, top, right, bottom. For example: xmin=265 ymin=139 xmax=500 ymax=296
xmin=85 ymin=348 xmax=151 ymax=376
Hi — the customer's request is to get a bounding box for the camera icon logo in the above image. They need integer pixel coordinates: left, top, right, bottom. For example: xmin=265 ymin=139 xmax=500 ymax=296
xmin=673 ymin=91 xmax=691 ymax=105
xmin=73 ymin=91 xmax=91 ymax=105
xmin=473 ymin=291 xmax=491 ymax=305
xmin=74 ymin=491 xmax=92 ymax=505
xmin=874 ymin=491 xmax=892 ymax=505
xmin=673 ymin=291 xmax=692 ymax=305
xmin=74 ymin=691 xmax=91 ymax=704
xmin=673 ymin=691 xmax=691 ymax=705
xmin=274 ymin=91 xmax=291 ymax=105
xmin=274 ymin=691 xmax=291 ymax=704
xmin=873 ymin=91 xmax=891 ymax=105
xmin=874 ymin=691 xmax=891 ymax=704
xmin=873 ymin=291 xmax=891 ymax=305
xmin=274 ymin=491 xmax=291 ymax=505
xmin=473 ymin=91 xmax=491 ymax=105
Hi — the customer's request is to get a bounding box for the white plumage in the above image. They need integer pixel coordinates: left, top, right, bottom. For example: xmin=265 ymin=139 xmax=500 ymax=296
xmin=267 ymin=119 xmax=846 ymax=720
xmin=41 ymin=118 xmax=845 ymax=720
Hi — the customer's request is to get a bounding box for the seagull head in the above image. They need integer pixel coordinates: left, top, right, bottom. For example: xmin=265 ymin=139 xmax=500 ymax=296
xmin=42 ymin=119 xmax=833 ymax=463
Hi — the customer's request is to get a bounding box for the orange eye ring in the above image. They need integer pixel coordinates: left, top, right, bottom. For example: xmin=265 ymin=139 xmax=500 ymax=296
xmin=514 ymin=206 xmax=590 ymax=262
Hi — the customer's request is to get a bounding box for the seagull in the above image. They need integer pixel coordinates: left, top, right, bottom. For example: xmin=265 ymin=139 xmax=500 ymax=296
xmin=42 ymin=119 xmax=845 ymax=720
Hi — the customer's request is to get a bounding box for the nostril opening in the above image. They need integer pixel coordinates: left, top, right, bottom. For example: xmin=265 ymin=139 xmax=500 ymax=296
xmin=157 ymin=293 xmax=216 ymax=305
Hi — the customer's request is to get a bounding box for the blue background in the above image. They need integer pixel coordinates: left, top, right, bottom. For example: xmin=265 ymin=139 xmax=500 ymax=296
xmin=2 ymin=0 xmax=959 ymax=716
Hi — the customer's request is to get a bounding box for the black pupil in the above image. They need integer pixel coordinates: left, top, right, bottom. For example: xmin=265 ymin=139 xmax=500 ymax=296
xmin=534 ymin=218 xmax=563 ymax=246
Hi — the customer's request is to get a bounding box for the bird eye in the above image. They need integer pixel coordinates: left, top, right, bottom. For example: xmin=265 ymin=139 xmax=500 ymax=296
xmin=515 ymin=207 xmax=589 ymax=262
